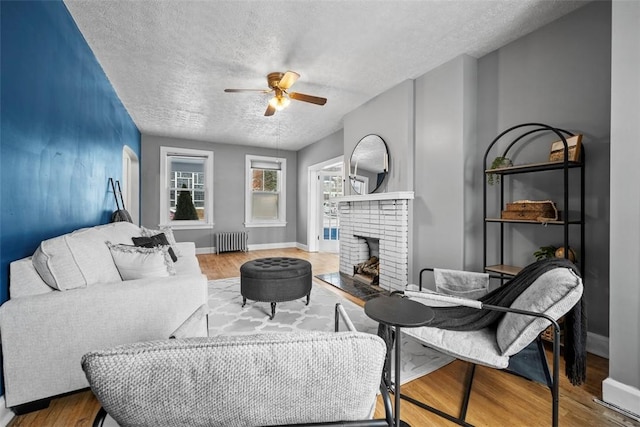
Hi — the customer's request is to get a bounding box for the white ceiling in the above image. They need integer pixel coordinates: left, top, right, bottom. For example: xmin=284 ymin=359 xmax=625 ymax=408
xmin=64 ymin=0 xmax=588 ymax=151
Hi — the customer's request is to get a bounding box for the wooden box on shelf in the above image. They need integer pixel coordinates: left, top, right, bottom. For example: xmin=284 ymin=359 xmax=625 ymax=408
xmin=549 ymin=134 xmax=582 ymax=162
xmin=501 ymin=200 xmax=558 ymax=221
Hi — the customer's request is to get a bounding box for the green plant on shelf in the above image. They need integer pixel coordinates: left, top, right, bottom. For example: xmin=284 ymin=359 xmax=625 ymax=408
xmin=534 ymin=245 xmax=577 ymax=262
xmin=487 ymin=156 xmax=512 ymax=185
xmin=534 ymin=245 xmax=558 ymax=261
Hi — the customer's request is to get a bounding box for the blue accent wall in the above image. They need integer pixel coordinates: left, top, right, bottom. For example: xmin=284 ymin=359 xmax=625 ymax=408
xmin=0 ymin=1 xmax=140 ymax=398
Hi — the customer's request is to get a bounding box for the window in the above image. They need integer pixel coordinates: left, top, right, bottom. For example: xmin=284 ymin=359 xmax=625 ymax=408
xmin=245 ymin=155 xmax=286 ymax=227
xmin=160 ymin=147 xmax=214 ymax=229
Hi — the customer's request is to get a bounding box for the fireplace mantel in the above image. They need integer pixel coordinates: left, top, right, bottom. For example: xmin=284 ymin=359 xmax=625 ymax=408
xmin=331 ymin=191 xmax=414 ymax=203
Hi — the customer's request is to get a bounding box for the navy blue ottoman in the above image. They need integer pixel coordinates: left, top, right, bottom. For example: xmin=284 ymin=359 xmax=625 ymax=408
xmin=240 ymin=257 xmax=312 ymax=319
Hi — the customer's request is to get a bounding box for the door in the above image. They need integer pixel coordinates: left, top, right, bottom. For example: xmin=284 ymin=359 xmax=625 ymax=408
xmin=122 ymin=146 xmax=140 ymax=224
xmin=318 ymin=166 xmax=343 ymax=253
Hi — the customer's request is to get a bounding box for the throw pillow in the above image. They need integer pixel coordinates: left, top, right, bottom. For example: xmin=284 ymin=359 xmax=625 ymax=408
xmin=132 ymin=234 xmax=178 ymax=262
xmin=496 ymin=267 xmax=583 ymax=356
xmin=141 ymin=226 xmax=182 ymax=257
xmin=106 ymin=242 xmax=176 ymax=280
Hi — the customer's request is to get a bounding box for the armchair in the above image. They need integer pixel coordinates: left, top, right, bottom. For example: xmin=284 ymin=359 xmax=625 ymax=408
xmin=83 ymin=305 xmax=394 ymax=427
xmin=391 ymin=259 xmax=585 ymax=427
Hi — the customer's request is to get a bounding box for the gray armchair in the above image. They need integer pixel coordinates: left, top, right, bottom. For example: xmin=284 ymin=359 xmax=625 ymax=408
xmin=394 ymin=260 xmax=585 ymax=427
xmin=82 ymin=305 xmax=393 ymax=427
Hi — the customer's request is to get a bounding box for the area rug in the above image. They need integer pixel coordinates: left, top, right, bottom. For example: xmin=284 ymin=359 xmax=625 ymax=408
xmin=208 ymin=278 xmax=454 ymax=385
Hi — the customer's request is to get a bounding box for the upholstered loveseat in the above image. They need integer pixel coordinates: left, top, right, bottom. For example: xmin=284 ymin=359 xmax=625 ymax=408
xmin=0 ymin=222 xmax=208 ymax=412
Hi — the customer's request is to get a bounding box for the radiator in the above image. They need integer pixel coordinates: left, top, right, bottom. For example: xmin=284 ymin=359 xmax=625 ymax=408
xmin=216 ymin=231 xmax=248 ymax=254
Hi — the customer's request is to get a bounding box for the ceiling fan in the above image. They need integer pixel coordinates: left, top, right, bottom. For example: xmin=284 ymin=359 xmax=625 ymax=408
xmin=224 ymin=71 xmax=327 ymax=116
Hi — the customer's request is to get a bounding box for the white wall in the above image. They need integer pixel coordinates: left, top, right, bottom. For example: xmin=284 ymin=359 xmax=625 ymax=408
xmin=604 ymin=0 xmax=640 ymax=416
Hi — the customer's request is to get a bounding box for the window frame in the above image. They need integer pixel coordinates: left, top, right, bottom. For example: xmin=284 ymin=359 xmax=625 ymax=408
xmin=245 ymin=154 xmax=287 ymax=228
xmin=159 ymin=146 xmax=214 ymax=230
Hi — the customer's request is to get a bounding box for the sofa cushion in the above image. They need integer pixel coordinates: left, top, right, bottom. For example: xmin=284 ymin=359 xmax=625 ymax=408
xmin=141 ymin=226 xmax=182 ymax=257
xmin=497 ymin=268 xmax=583 ymax=356
xmin=32 ymin=222 xmax=142 ymax=290
xmin=132 ymin=234 xmax=178 ymax=262
xmin=107 ymin=242 xmax=176 ymax=280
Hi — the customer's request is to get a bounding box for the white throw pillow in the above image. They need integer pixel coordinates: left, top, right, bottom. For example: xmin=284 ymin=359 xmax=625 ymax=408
xmin=496 ymin=268 xmax=583 ymax=356
xmin=107 ymin=242 xmax=176 ymax=280
xmin=140 ymin=226 xmax=182 ymax=257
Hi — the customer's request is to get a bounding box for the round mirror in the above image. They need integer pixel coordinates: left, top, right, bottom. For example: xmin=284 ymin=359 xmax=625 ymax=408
xmin=349 ymin=134 xmax=389 ymax=194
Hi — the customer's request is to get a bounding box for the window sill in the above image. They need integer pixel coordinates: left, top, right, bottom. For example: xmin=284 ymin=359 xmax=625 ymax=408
xmin=159 ymin=222 xmax=214 ymax=230
xmin=244 ymin=222 xmax=287 ymax=228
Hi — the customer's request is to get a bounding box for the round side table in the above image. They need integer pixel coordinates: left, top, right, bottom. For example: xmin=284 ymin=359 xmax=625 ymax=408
xmin=365 ymin=295 xmax=434 ymax=427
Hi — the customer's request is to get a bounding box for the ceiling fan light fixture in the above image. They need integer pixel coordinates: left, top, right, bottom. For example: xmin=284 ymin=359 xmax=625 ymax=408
xmin=269 ymin=94 xmax=291 ymax=111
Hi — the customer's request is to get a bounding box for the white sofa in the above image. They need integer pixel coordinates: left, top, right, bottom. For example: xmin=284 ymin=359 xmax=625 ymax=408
xmin=0 ymin=222 xmax=208 ymax=411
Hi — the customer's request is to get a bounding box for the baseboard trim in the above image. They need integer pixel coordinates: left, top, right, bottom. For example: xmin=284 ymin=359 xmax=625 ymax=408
xmin=195 ymin=246 xmax=215 ymax=254
xmin=602 ymin=378 xmax=640 ymax=419
xmin=0 ymin=396 xmax=15 ymax=427
xmin=197 ymin=242 xmax=302 ymax=254
xmin=247 ymin=242 xmax=297 ymax=251
xmin=594 ymin=398 xmax=640 ymax=423
xmin=587 ymin=331 xmax=609 ymax=359
xmin=296 ymin=242 xmax=309 ymax=251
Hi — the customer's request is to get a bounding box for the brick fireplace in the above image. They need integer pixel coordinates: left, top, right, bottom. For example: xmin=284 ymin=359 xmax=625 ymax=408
xmin=334 ymin=192 xmax=414 ymax=292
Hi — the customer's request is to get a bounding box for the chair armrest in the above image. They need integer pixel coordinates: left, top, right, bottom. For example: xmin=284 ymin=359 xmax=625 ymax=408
xmin=405 ymin=289 xmax=560 ymax=328
xmin=334 ymin=303 xmax=358 ymax=332
xmin=404 ymin=290 xmax=483 ymax=309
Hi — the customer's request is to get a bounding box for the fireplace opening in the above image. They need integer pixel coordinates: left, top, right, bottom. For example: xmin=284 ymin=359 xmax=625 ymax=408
xmin=353 ymin=236 xmax=380 ymax=286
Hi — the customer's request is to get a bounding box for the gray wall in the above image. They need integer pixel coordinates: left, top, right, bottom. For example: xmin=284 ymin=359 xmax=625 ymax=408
xmin=141 ymin=134 xmax=297 ymax=250
xmin=472 ymin=0 xmax=611 ymax=337
xmin=296 ymin=129 xmax=344 ymax=247
xmin=414 ymin=55 xmax=478 ymax=282
xmin=605 ymin=0 xmax=640 ymax=415
xmin=343 ymin=80 xmax=415 ymax=195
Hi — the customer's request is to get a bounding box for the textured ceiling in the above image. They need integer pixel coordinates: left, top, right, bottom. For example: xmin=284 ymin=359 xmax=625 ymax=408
xmin=63 ymin=0 xmax=588 ymax=151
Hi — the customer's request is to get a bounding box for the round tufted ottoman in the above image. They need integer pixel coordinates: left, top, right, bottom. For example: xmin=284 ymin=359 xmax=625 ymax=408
xmin=240 ymin=257 xmax=312 ymax=319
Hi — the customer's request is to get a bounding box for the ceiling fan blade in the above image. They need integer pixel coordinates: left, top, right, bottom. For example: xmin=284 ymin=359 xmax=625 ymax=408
xmin=278 ymin=71 xmax=300 ymax=90
xmin=224 ymin=88 xmax=271 ymax=93
xmin=264 ymin=104 xmax=276 ymax=116
xmin=289 ymin=92 xmax=327 ymax=106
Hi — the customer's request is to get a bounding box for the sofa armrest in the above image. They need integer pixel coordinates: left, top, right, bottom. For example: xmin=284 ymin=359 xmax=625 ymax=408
xmin=170 ymin=304 xmax=209 ymax=339
xmin=0 ymin=273 xmax=208 ymax=407
xmin=9 ymin=257 xmax=53 ymax=298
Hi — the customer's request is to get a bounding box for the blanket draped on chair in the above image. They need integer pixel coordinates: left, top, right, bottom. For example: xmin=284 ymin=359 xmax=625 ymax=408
xmin=424 ymin=258 xmax=586 ymax=385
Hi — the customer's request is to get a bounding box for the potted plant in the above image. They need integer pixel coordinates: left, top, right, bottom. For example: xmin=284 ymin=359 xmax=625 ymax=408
xmin=487 ymin=156 xmax=512 ymax=185
xmin=534 ymin=245 xmax=577 ymax=262
xmin=534 ymin=245 xmax=557 ymax=261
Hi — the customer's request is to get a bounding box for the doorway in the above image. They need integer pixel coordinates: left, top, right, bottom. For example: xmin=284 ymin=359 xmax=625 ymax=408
xmin=307 ymin=156 xmax=344 ymax=253
xmin=122 ymin=145 xmax=140 ymax=224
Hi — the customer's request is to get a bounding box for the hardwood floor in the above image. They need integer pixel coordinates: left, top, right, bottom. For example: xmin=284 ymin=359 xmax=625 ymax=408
xmin=7 ymin=248 xmax=639 ymax=426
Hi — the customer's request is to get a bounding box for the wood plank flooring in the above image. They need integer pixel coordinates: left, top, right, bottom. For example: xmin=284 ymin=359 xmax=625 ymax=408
xmin=7 ymin=249 xmax=639 ymax=427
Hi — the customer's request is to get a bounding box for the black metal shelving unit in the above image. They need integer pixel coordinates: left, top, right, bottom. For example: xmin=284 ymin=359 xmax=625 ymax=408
xmin=482 ymin=123 xmax=585 ymax=277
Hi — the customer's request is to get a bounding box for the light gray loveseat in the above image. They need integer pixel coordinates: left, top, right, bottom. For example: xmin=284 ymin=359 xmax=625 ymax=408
xmin=0 ymin=222 xmax=208 ymax=412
